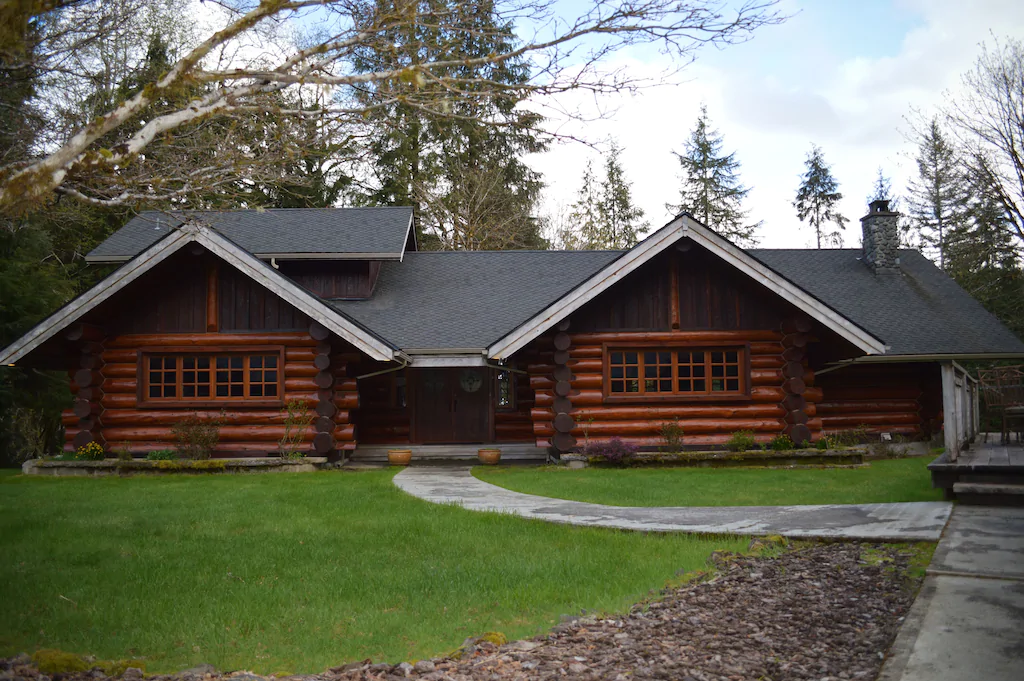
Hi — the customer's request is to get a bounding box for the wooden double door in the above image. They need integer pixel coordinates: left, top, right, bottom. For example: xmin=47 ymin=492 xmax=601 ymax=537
xmin=412 ymin=368 xmax=492 ymax=443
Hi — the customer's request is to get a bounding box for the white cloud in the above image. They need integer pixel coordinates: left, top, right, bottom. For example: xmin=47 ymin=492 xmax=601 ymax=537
xmin=530 ymin=0 xmax=1024 ymax=249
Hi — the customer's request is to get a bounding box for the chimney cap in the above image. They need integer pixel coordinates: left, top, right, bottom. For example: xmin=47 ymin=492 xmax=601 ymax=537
xmin=868 ymin=199 xmax=892 ymax=213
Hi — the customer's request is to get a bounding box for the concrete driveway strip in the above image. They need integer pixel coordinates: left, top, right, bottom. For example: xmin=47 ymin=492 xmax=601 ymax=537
xmin=879 ymin=507 xmax=1024 ymax=681
xmin=393 ymin=466 xmax=953 ymax=541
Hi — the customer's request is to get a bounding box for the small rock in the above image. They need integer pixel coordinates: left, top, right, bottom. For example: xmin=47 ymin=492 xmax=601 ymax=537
xmin=395 ymin=661 xmax=414 ymax=677
xmin=122 ymin=668 xmax=145 ymax=681
xmin=413 ymin=660 xmax=435 ymax=673
xmin=568 ymin=663 xmax=586 ymax=674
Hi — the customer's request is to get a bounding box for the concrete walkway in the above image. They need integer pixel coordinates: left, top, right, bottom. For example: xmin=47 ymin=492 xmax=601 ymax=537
xmin=880 ymin=506 xmax=1024 ymax=681
xmin=393 ymin=466 xmax=953 ymax=541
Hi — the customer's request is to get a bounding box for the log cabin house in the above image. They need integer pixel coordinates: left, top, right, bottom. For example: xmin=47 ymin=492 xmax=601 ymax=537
xmin=2 ymin=201 xmax=1023 ymax=463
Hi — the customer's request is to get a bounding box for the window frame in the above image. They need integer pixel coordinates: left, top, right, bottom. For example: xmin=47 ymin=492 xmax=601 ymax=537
xmin=601 ymin=341 xmax=751 ymax=403
xmin=136 ymin=345 xmax=286 ymax=408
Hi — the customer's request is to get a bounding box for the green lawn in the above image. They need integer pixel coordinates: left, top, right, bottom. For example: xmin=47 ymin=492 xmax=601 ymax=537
xmin=0 ymin=468 xmax=745 ymax=674
xmin=474 ymin=457 xmax=943 ymax=507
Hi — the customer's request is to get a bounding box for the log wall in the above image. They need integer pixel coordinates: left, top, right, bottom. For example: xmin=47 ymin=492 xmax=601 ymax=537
xmin=525 ymin=329 xmax=820 ymax=449
xmin=62 ymin=330 xmax=363 ymax=456
xmin=816 ymin=362 xmax=941 ymax=438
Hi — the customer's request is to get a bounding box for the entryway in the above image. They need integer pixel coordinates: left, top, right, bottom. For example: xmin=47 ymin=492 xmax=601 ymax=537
xmin=412 ymin=367 xmax=491 ymax=443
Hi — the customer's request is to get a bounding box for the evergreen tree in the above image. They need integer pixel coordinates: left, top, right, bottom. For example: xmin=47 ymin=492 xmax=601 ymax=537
xmin=668 ymin=105 xmax=759 ymax=246
xmin=352 ymin=0 xmax=546 ymax=249
xmin=599 ymin=142 xmax=649 ymax=248
xmin=905 ymin=118 xmax=969 ymax=269
xmin=866 ymin=167 xmax=914 ymax=247
xmin=794 ymin=145 xmax=847 ymax=248
xmin=564 ymin=161 xmax=603 ymax=249
xmin=564 ymin=145 xmax=648 ymax=249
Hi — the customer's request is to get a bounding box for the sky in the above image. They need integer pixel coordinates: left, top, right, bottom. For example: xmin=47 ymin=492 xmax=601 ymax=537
xmin=528 ymin=0 xmax=1024 ymax=248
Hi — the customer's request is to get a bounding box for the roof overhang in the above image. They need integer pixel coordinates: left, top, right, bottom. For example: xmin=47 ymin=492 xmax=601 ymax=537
xmin=486 ymin=214 xmax=887 ymax=360
xmin=1 ymin=223 xmax=402 ymax=365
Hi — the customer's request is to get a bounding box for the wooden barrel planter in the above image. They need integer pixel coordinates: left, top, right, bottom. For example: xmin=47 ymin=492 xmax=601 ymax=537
xmin=477 ymin=448 xmax=502 ymax=465
xmin=387 ymin=449 xmax=413 ymax=466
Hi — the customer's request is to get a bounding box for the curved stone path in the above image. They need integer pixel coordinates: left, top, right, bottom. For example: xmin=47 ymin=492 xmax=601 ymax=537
xmin=393 ymin=466 xmax=953 ymax=541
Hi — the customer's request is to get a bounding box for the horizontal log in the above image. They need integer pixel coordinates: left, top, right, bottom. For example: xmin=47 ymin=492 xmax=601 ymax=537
xmin=534 ymin=386 xmax=792 ymax=408
xmin=818 ymin=413 xmax=921 ymax=427
xmin=816 ymin=400 xmax=919 ymax=414
xmin=101 ymin=425 xmax=317 ymax=442
xmin=102 ymin=364 xmax=137 ymax=379
xmin=333 ymin=425 xmax=356 ymax=442
xmin=102 ymin=378 xmax=137 ymax=393
xmin=62 ymin=411 xmax=78 ymax=427
xmin=105 ymin=333 xmax=314 ymax=348
xmin=569 ymin=404 xmax=786 ymax=420
xmin=286 ymin=348 xmax=316 ymax=362
xmin=567 ymin=330 xmax=784 ymax=343
xmin=550 ymin=433 xmax=785 ymax=448
xmin=103 ymin=349 xmax=138 ymax=363
xmin=534 ymin=419 xmax=785 ymax=438
xmin=315 ymin=371 xmax=334 ymax=389
xmin=332 ymin=393 xmax=359 ymax=409
xmin=315 ymin=400 xmax=336 ymax=418
xmin=284 ymin=364 xmax=318 ymax=378
xmin=100 ymin=410 xmax=316 ymax=427
xmin=285 ymin=377 xmax=318 ymax=391
xmin=819 ymin=386 xmax=922 ymax=401
xmin=72 ymin=430 xmax=97 ymax=448
xmin=314 ymin=354 xmax=331 ymax=371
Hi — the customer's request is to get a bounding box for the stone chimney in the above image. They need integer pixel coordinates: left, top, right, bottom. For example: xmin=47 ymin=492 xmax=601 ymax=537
xmin=861 ymin=199 xmax=900 ymax=273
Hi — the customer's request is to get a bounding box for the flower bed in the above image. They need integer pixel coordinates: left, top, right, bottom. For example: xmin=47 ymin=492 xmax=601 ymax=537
xmin=22 ymin=457 xmax=328 ymax=477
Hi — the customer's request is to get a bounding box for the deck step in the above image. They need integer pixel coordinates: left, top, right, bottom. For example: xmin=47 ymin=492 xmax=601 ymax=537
xmin=952 ymin=482 xmax=1024 ymax=507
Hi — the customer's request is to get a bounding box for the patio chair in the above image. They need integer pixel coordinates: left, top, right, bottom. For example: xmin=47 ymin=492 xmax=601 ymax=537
xmin=978 ymin=366 xmax=1024 ymax=445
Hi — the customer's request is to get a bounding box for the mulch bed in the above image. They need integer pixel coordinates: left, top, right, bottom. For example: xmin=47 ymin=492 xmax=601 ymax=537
xmin=1 ymin=542 xmax=922 ymax=681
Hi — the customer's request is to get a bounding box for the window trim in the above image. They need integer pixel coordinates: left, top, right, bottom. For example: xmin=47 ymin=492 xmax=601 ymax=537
xmin=601 ymin=341 xmax=752 ymax=403
xmin=136 ymin=345 xmax=286 ymax=408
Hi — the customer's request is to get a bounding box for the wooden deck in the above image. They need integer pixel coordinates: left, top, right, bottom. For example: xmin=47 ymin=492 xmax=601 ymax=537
xmin=929 ymin=440 xmax=1024 ymax=504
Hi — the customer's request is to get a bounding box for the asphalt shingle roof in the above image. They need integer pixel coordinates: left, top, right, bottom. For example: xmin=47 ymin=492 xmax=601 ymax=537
xmin=334 ymin=247 xmax=1024 ymax=356
xmin=750 ymin=248 xmax=1024 ymax=356
xmin=87 ymin=207 xmax=414 ymax=261
xmin=331 ymin=250 xmax=622 ymax=350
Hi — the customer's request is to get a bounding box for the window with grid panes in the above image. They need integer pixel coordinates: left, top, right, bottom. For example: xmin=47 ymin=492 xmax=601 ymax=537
xmin=142 ymin=351 xmax=281 ymax=404
xmin=607 ymin=347 xmax=745 ymax=397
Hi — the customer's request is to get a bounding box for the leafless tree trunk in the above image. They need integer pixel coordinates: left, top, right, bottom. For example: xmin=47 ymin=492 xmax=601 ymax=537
xmin=0 ymin=0 xmax=783 ymax=216
xmin=944 ymin=36 xmax=1024 ymax=246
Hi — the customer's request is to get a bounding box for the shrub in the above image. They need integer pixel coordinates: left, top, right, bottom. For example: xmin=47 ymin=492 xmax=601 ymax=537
xmin=725 ymin=430 xmax=758 ymax=452
xmin=8 ymin=407 xmax=51 ymax=462
xmin=171 ymin=413 xmax=222 ymax=460
xmin=831 ymin=426 xmax=870 ymax=447
xmin=146 ymin=449 xmax=177 ymax=461
xmin=766 ymin=434 xmax=795 ymax=451
xmin=659 ymin=420 xmax=684 ymax=453
xmin=114 ymin=441 xmax=133 ymax=461
xmin=584 ymin=437 xmax=639 ymax=465
xmin=74 ymin=441 xmax=105 ymax=461
xmin=278 ymin=399 xmax=314 ymax=459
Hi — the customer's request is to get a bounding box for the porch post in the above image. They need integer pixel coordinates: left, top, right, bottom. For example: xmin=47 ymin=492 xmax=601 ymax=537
xmin=941 ymin=361 xmax=960 ymax=461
